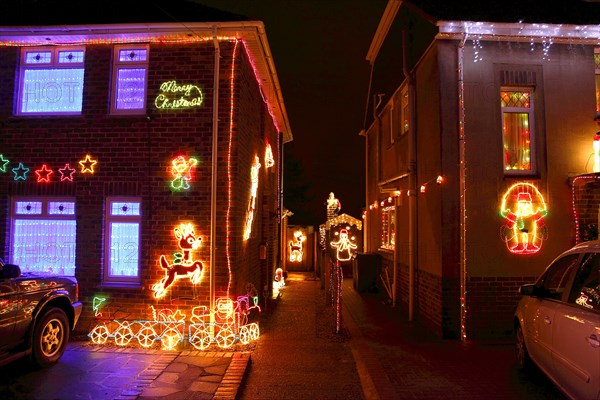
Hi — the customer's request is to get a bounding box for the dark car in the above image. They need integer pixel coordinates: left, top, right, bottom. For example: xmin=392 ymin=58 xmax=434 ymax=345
xmin=0 ymin=258 xmax=82 ymax=367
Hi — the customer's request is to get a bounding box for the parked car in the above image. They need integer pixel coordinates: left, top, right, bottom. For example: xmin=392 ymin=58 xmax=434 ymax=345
xmin=514 ymin=241 xmax=600 ymax=400
xmin=0 ymin=258 xmax=82 ymax=367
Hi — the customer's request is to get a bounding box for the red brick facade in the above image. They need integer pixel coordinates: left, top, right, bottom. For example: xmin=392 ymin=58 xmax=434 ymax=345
xmin=0 ymin=39 xmax=283 ymax=334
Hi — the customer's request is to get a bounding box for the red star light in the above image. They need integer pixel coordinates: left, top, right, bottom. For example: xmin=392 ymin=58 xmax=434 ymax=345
xmin=35 ymin=164 xmax=54 ymax=183
xmin=59 ymin=163 xmax=76 ymax=182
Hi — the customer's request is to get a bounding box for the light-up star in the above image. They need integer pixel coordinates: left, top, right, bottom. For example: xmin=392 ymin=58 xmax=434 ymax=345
xmin=58 ymin=163 xmax=76 ymax=182
xmin=12 ymin=162 xmax=29 ymax=181
xmin=79 ymin=154 xmax=98 ymax=174
xmin=35 ymin=164 xmax=54 ymax=183
xmin=0 ymin=154 xmax=10 ymax=173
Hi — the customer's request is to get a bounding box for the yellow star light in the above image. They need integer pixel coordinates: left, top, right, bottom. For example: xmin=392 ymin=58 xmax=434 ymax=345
xmin=79 ymin=154 xmax=98 ymax=174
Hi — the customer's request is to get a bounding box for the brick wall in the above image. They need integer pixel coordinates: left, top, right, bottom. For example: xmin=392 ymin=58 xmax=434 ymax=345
xmin=0 ymin=39 xmax=281 ymax=333
xmin=573 ymin=176 xmax=600 ymax=241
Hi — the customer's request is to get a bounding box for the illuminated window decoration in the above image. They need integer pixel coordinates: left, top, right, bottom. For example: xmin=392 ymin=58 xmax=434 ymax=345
xmin=330 ymin=228 xmax=358 ymax=262
xmin=35 ymin=164 xmax=54 ymax=183
xmin=326 ymin=192 xmax=341 ymax=220
xmin=501 ymin=88 xmax=535 ymax=173
xmin=10 ymin=197 xmax=76 ymax=276
xmin=381 ymin=206 xmax=396 ymax=250
xmin=288 ymin=230 xmax=305 ymax=262
xmin=111 ymin=45 xmax=149 ymax=114
xmin=154 ymin=80 xmax=204 ymax=110
xmin=0 ymin=154 xmax=9 ymax=173
xmin=243 ymin=156 xmax=261 ymax=241
xmin=12 ymin=162 xmax=29 ymax=181
xmin=500 ymin=182 xmax=548 ymax=254
xmin=594 ymin=133 xmax=600 ymax=173
xmin=58 ymin=163 xmax=76 ymax=182
xmin=168 ymin=155 xmax=199 ymax=191
xmin=264 ymin=143 xmax=275 ymax=168
xmin=105 ymin=198 xmax=141 ymax=284
xmin=78 ymin=154 xmax=97 ymax=174
xmin=152 ymin=223 xmax=204 ymax=299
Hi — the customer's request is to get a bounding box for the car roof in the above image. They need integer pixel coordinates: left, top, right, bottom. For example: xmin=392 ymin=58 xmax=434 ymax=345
xmin=566 ymin=240 xmax=600 ymax=255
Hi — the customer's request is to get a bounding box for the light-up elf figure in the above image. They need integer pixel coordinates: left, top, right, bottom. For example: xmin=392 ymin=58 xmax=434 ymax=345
xmin=330 ymin=228 xmax=358 ymax=261
xmin=326 ymin=192 xmax=341 ymax=220
xmin=500 ymin=183 xmax=548 ymax=254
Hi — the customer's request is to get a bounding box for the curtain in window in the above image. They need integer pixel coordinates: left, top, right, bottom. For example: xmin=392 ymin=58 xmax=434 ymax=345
xmin=503 ymin=112 xmax=531 ymax=171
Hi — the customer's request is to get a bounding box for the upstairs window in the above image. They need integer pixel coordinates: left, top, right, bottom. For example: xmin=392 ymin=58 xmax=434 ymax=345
xmin=10 ymin=197 xmax=76 ymax=276
xmin=595 ymin=49 xmax=600 ymax=116
xmin=500 ymin=88 xmax=536 ymax=174
xmin=111 ymin=45 xmax=149 ymax=114
xmin=104 ymin=198 xmax=141 ymax=284
xmin=17 ymin=47 xmax=85 ymax=115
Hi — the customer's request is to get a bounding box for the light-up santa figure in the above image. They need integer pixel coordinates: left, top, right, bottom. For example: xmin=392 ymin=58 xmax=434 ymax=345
xmin=500 ymin=185 xmax=547 ymax=254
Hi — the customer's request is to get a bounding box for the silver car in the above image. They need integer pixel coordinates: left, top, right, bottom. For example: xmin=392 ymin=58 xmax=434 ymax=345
xmin=515 ymin=241 xmax=600 ymax=400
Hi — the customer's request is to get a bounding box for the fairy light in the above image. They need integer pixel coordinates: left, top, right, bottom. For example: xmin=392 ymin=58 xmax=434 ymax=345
xmin=264 ymin=143 xmax=275 ymax=168
xmin=58 ymin=163 xmax=76 ymax=182
xmin=472 ymin=35 xmax=483 ymax=62
xmin=499 ymin=182 xmax=547 ymax=254
xmin=34 ymin=164 xmax=53 ymax=182
xmin=0 ymin=154 xmax=9 ymax=172
xmin=78 ymin=154 xmax=97 ymax=174
xmin=12 ymin=162 xmax=29 ymax=181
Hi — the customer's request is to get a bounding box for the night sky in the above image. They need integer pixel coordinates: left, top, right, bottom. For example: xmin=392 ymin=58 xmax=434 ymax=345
xmin=198 ymin=0 xmax=387 ymax=226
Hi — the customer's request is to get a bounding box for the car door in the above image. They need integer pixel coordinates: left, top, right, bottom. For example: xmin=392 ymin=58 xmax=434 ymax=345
xmin=0 ymin=276 xmax=21 ymax=349
xmin=525 ymin=254 xmax=581 ymax=377
xmin=552 ymin=252 xmax=600 ymax=400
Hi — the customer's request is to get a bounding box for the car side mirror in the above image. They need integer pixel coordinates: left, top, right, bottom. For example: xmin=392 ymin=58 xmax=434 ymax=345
xmin=519 ymin=283 xmax=537 ymax=296
xmin=0 ymin=264 xmax=21 ymax=279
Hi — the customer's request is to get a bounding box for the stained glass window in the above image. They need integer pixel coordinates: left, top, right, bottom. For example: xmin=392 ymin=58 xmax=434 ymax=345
xmin=105 ymin=198 xmax=141 ymax=283
xmin=10 ymin=198 xmax=76 ymax=276
xmin=501 ymin=88 xmax=535 ymax=173
xmin=18 ymin=47 xmax=85 ymax=115
xmin=111 ymin=45 xmax=149 ymax=114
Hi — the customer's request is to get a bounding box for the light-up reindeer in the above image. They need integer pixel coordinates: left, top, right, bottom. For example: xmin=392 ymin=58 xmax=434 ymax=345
xmin=289 ymin=230 xmax=305 ymax=262
xmin=152 ymin=223 xmax=204 ymax=299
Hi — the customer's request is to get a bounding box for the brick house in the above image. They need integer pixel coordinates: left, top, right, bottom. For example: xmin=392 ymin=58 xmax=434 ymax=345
xmin=362 ymin=0 xmax=600 ymax=340
xmin=0 ymin=0 xmax=292 ymax=335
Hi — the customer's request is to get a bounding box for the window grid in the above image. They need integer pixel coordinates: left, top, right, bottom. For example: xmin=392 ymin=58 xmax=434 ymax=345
xmin=111 ymin=44 xmax=149 ymax=114
xmin=104 ymin=197 xmax=141 ymax=284
xmin=10 ymin=197 xmax=76 ymax=276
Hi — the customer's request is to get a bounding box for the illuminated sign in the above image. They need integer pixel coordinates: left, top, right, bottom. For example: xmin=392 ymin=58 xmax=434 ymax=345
xmin=154 ymin=80 xmax=204 ymax=110
xmin=500 ymin=182 xmax=547 ymax=254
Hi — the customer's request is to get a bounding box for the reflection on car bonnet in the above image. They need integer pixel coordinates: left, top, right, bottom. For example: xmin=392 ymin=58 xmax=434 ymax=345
xmin=0 ymin=263 xmax=21 ymax=279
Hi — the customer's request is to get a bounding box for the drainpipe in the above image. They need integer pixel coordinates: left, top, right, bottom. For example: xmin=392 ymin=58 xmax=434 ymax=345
xmin=210 ymin=28 xmax=220 ymax=320
xmin=403 ymin=30 xmax=417 ymax=321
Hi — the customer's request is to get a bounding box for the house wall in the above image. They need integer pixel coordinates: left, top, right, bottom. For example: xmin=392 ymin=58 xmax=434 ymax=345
xmin=0 ymin=40 xmax=281 ymax=333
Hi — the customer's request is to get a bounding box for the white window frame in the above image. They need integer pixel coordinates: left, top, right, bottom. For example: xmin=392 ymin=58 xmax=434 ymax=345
xmin=104 ymin=197 xmax=141 ymax=284
xmin=9 ymin=196 xmax=77 ymax=276
xmin=380 ymin=206 xmax=396 ymax=251
xmin=16 ymin=46 xmax=85 ymax=116
xmin=500 ymin=86 xmax=537 ymax=175
xmin=110 ymin=44 xmax=149 ymax=115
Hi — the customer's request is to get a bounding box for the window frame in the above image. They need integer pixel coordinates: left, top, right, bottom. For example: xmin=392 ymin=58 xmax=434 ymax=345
xmin=16 ymin=46 xmax=86 ymax=116
xmin=110 ymin=44 xmax=149 ymax=115
xmin=380 ymin=205 xmax=396 ymax=251
xmin=9 ymin=196 xmax=77 ymax=276
xmin=103 ymin=197 xmax=142 ymax=285
xmin=500 ymin=86 xmax=537 ymax=176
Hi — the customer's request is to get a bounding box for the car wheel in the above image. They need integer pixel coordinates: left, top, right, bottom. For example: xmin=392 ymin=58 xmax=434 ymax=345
xmin=515 ymin=324 xmax=532 ymax=370
xmin=32 ymin=307 xmax=70 ymax=367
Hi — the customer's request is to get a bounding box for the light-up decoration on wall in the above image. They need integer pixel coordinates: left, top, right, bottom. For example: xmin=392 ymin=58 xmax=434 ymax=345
xmin=594 ymin=133 xmax=600 ymax=173
xmin=326 ymin=192 xmax=341 ymax=220
xmin=34 ymin=164 xmax=54 ymax=183
xmin=500 ymin=182 xmax=548 ymax=254
xmin=0 ymin=154 xmax=9 ymax=172
xmin=288 ymin=230 xmax=305 ymax=262
xmin=78 ymin=154 xmax=97 ymax=174
xmin=152 ymin=223 xmax=204 ymax=299
xmin=92 ymin=296 xmax=107 ymax=317
xmin=58 ymin=163 xmax=76 ymax=182
xmin=272 ymin=267 xmax=285 ymax=298
xmin=154 ymin=80 xmax=203 ymax=110
xmin=169 ymin=155 xmax=198 ymax=191
xmin=264 ymin=143 xmax=274 ymax=168
xmin=12 ymin=162 xmax=29 ymax=181
xmin=243 ymin=156 xmax=261 ymax=241
xmin=330 ymin=228 xmax=358 ymax=262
